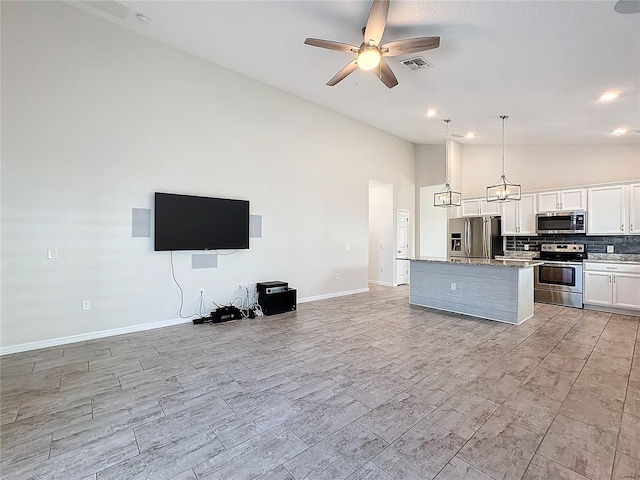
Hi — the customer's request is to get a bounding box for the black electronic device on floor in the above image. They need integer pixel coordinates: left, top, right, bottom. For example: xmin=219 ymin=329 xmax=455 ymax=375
xmin=257 ymin=281 xmax=296 ymax=316
xmin=193 ymin=305 xmax=242 ymax=325
xmin=257 ymin=281 xmax=289 ymax=295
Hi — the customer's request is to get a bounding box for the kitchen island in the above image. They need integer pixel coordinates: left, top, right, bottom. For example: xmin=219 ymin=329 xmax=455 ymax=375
xmin=406 ymin=257 xmax=543 ymax=325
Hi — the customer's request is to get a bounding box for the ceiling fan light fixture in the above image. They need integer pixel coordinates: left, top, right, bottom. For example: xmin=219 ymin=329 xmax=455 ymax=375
xmin=486 ymin=115 xmax=521 ymax=203
xmin=358 ymin=47 xmax=382 ymax=70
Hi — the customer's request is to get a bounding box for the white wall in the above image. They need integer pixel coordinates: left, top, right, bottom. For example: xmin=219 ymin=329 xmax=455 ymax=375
xmin=368 ymin=184 xmax=394 ymax=285
xmin=462 ymin=144 xmax=640 ymax=197
xmin=0 ymin=1 xmax=416 ymax=350
xmin=419 ymin=186 xmax=448 ymax=258
xmin=414 ymin=141 xmax=461 ymax=255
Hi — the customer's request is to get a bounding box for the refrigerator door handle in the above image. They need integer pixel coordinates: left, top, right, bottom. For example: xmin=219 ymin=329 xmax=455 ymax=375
xmin=483 ymin=218 xmax=489 ymax=258
xmin=465 ymin=219 xmax=471 ymax=256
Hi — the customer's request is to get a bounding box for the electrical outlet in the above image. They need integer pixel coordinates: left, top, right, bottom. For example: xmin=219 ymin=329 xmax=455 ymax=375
xmin=524 ymin=244 xmax=530 ymax=251
xmin=335 ymin=273 xmax=340 ymax=280
xmin=199 ymin=288 xmax=205 ymax=295
xmin=345 ymin=243 xmax=350 ymax=251
xmin=607 ymin=245 xmax=615 ymax=253
xmin=450 ymin=283 xmax=457 ymax=291
xmin=47 ymin=248 xmax=58 ymax=259
xmin=380 ymin=266 xmax=384 ymax=273
xmin=82 ymin=300 xmax=91 ymax=311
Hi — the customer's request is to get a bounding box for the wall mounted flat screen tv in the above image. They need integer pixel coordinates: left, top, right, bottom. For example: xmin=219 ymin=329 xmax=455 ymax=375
xmin=154 ymin=192 xmax=249 ymax=251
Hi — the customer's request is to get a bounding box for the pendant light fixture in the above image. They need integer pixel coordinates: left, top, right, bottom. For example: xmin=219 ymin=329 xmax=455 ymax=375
xmin=434 ymin=119 xmax=462 ymax=207
xmin=486 ymin=115 xmax=521 ymax=202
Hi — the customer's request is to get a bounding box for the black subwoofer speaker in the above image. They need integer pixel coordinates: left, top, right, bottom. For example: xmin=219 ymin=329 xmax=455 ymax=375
xmin=259 ymin=288 xmax=297 ymax=316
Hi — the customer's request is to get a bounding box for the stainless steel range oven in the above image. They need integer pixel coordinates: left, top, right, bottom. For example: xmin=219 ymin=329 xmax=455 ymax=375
xmin=533 ymin=244 xmax=586 ymax=308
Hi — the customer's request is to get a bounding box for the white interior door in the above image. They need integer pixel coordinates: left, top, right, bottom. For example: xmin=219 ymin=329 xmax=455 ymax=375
xmin=396 ymin=209 xmax=409 ymax=285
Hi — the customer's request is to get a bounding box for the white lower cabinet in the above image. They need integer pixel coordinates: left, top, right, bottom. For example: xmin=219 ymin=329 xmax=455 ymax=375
xmin=613 ymin=273 xmax=640 ymax=310
xmin=583 ymin=262 xmax=640 ymax=312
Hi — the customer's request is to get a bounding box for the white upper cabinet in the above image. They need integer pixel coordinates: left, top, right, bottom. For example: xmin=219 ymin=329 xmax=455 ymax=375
xmin=537 ymin=189 xmax=587 ymax=212
xmin=501 ymin=194 xmax=537 ymax=236
xmin=629 ymin=183 xmax=640 ymax=234
xmin=587 ymin=185 xmax=627 ymax=234
xmin=461 ymin=198 xmax=501 ymax=217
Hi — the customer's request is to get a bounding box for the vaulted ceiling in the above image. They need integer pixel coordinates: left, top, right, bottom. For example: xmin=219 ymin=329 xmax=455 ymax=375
xmin=69 ymin=0 xmax=640 ymax=145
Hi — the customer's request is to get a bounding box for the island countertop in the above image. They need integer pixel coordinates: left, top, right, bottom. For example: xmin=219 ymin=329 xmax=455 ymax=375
xmin=404 ymin=257 xmax=544 ymax=268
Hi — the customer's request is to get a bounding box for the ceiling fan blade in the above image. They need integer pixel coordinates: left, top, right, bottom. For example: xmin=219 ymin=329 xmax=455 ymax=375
xmin=378 ymin=58 xmax=398 ymax=89
xmin=304 ymin=38 xmax=359 ymax=54
xmin=363 ymin=0 xmax=389 ymax=45
xmin=381 ymin=36 xmax=440 ymax=56
xmin=326 ymin=59 xmax=358 ymax=86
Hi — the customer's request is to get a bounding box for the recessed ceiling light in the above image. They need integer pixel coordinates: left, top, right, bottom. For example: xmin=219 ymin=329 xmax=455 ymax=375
xmin=426 ymin=109 xmax=437 ymax=118
xmin=599 ymin=91 xmax=620 ymax=102
xmin=612 ymin=128 xmax=627 ymax=136
xmin=465 ymin=132 xmax=475 ymax=139
xmin=136 ymin=13 xmax=151 ymax=24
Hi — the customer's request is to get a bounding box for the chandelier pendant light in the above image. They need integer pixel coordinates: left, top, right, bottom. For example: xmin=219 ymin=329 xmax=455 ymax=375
xmin=486 ymin=115 xmax=521 ymax=202
xmin=434 ymin=119 xmax=462 ymax=207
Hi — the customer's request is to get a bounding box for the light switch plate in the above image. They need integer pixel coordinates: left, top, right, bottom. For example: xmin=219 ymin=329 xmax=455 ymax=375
xmin=524 ymin=245 xmax=530 ymax=251
xmin=606 ymin=245 xmax=614 ymax=253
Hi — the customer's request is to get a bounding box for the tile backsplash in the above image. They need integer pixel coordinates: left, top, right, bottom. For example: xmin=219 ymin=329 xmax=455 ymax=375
xmin=506 ymin=235 xmax=640 ymax=254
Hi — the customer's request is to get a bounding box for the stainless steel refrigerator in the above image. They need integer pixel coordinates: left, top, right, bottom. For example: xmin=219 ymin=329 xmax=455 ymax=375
xmin=449 ymin=216 xmax=503 ymax=259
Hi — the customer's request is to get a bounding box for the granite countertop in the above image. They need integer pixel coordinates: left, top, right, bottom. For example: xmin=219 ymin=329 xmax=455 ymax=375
xmin=585 ymin=254 xmax=640 ymax=265
xmin=497 ymin=251 xmax=538 ymax=260
xmin=406 ymin=257 xmax=543 ymax=268
xmin=500 ymin=251 xmax=640 ymax=265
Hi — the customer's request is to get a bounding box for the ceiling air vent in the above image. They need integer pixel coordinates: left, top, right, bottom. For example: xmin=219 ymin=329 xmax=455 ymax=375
xmin=400 ymin=57 xmax=434 ymax=71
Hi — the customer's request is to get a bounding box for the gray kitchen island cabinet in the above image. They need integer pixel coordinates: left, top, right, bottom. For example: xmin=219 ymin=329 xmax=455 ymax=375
xmin=406 ymin=258 xmax=543 ymax=325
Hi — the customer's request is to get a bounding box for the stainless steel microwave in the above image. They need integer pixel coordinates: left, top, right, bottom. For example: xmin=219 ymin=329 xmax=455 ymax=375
xmin=536 ymin=211 xmax=586 ymax=234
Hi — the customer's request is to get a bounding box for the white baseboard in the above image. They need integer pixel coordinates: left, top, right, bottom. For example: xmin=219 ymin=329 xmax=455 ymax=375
xmin=369 ymin=280 xmax=394 ymax=287
xmin=298 ymin=287 xmax=369 ymax=303
xmin=2 ymin=288 xmax=377 ymax=355
xmin=0 ymin=317 xmax=194 ymax=356
xmin=584 ymin=304 xmax=640 ymax=317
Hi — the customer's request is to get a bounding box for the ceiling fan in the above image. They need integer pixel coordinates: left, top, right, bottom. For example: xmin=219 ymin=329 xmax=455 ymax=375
xmin=304 ymin=0 xmax=440 ymax=89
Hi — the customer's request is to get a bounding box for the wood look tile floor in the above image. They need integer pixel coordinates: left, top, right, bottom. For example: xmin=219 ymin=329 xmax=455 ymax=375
xmin=1 ymin=284 xmax=639 ymax=480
